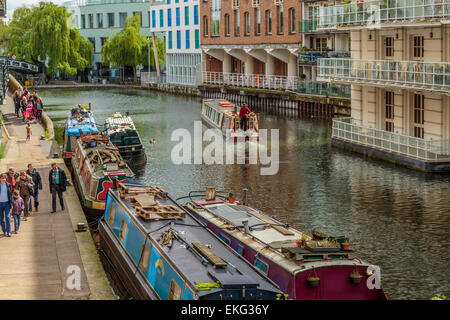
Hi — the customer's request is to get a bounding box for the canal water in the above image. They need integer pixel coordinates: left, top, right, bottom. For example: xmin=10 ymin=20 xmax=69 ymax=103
xmin=39 ymin=88 xmax=450 ymax=300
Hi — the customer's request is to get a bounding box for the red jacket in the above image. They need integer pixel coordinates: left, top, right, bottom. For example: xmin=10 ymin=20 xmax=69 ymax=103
xmin=239 ymin=106 xmax=250 ymax=118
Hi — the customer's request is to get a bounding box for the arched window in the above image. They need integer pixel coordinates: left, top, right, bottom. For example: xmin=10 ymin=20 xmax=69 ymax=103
xmin=203 ymin=16 xmax=209 ymax=36
xmin=277 ymin=5 xmax=284 ymax=34
xmin=265 ymin=10 xmax=272 ymax=35
xmin=235 ymin=10 xmax=240 ymax=36
xmin=289 ymin=8 xmax=296 ymax=34
xmin=225 ymin=14 xmax=230 ymax=36
xmin=244 ymin=12 xmax=250 ymax=35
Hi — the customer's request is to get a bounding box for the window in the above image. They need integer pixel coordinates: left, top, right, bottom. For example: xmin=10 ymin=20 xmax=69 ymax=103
xmin=139 ymin=244 xmax=151 ymax=274
xmin=184 ymin=6 xmax=189 ymax=26
xmin=265 ymin=10 xmax=272 ymax=35
xmin=225 ymin=14 xmax=230 ymax=36
xmin=277 ymin=6 xmax=283 ymax=34
xmin=177 ymin=30 xmax=181 ymax=49
xmin=152 ymin=10 xmax=156 ymax=28
xmin=88 ymin=14 xmax=93 ymax=28
xmin=385 ymin=36 xmax=394 ymax=58
xmin=168 ymin=9 xmax=172 ymax=27
xmin=254 ymin=257 xmax=268 ymax=275
xmin=413 ymin=94 xmax=424 ymax=138
xmin=219 ymin=234 xmax=231 ymax=245
xmin=194 ymin=5 xmax=199 ymax=25
xmin=289 ymin=8 xmax=296 ymax=34
xmin=81 ymin=14 xmax=86 ymax=29
xmin=160 ymin=9 xmax=164 ymax=27
xmin=237 ymin=245 xmax=244 ymax=255
xmin=176 ymin=7 xmax=180 ymax=26
xmin=119 ymin=219 xmax=128 ymax=242
xmin=255 ymin=7 xmax=260 ymax=35
xmin=211 ymin=0 xmax=221 ymax=36
xmin=385 ymin=91 xmax=394 ymax=132
xmin=412 ymin=35 xmax=424 ymax=59
xmin=195 ymin=29 xmax=200 ymax=49
xmin=168 ymin=30 xmax=173 ymax=49
xmin=235 ymin=10 xmax=240 ymax=36
xmin=88 ymin=37 xmax=95 ymax=52
xmin=315 ymin=38 xmax=327 ymax=51
xmin=244 ymin=12 xmax=250 ymax=35
xmin=168 ymin=280 xmax=181 ymax=300
xmin=203 ymin=16 xmax=209 ymax=36
xmin=97 ymin=13 xmax=103 ymax=28
xmin=185 ymin=30 xmax=190 ymax=49
xmin=119 ymin=12 xmax=127 ymax=27
xmin=108 ymin=13 xmax=114 ymax=27
xmin=108 ymin=205 xmax=115 ymax=226
xmin=133 ymin=11 xmax=142 ymax=27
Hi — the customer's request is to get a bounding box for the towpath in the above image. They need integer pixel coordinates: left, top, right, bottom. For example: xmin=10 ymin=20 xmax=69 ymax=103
xmin=0 ymin=93 xmax=113 ymax=300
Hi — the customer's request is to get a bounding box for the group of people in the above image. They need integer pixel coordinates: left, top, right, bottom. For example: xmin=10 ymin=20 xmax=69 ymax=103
xmin=12 ymin=87 xmax=44 ymax=123
xmin=0 ymin=163 xmax=67 ymax=237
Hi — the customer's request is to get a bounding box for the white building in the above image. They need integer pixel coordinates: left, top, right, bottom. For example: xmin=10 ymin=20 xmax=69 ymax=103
xmin=317 ymin=0 xmax=450 ymax=172
xmin=148 ymin=0 xmax=201 ymax=86
xmin=63 ymin=0 xmax=157 ymax=76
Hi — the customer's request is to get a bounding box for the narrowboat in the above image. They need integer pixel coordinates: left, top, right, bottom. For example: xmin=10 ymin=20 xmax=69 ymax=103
xmin=201 ymin=99 xmax=259 ymax=142
xmin=71 ymin=133 xmax=134 ymax=218
xmin=104 ymin=112 xmax=147 ymax=167
xmin=181 ymin=189 xmax=388 ymax=300
xmin=98 ymin=182 xmax=283 ymax=300
xmin=62 ymin=105 xmax=98 ymax=166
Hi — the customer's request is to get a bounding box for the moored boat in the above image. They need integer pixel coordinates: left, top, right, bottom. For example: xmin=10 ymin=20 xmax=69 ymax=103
xmin=71 ymin=133 xmax=134 ymax=218
xmin=104 ymin=112 xmax=147 ymax=167
xmin=181 ymin=189 xmax=388 ymax=300
xmin=201 ymin=99 xmax=259 ymax=142
xmin=62 ymin=104 xmax=98 ymax=166
xmin=99 ymin=182 xmax=283 ymax=300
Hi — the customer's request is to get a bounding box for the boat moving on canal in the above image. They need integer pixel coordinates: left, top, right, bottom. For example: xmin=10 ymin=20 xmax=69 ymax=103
xmin=104 ymin=112 xmax=147 ymax=167
xmin=98 ymin=182 xmax=283 ymax=300
xmin=180 ymin=188 xmax=388 ymax=300
xmin=63 ymin=104 xmax=98 ymax=166
xmin=71 ymin=133 xmax=134 ymax=218
xmin=201 ymin=99 xmax=259 ymax=142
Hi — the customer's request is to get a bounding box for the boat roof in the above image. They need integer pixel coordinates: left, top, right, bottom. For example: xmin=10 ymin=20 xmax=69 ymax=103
xmin=203 ymin=99 xmax=238 ymax=117
xmin=187 ymin=199 xmax=366 ymax=274
xmin=105 ymin=113 xmax=137 ymax=131
xmin=66 ymin=111 xmax=98 ymax=136
xmin=109 ymin=187 xmax=282 ymax=297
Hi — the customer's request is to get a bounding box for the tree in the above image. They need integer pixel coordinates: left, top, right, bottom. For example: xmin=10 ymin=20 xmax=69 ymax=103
xmin=6 ymin=2 xmax=92 ymax=76
xmin=102 ymin=15 xmax=164 ymax=83
xmin=140 ymin=36 xmax=165 ymax=70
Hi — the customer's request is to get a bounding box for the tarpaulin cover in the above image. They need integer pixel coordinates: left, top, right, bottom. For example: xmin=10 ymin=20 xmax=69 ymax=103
xmin=66 ymin=125 xmax=98 ymax=136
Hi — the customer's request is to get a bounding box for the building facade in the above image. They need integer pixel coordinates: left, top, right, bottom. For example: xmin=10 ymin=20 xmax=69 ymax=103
xmin=63 ymin=0 xmax=155 ymax=76
xmin=317 ymin=0 xmax=450 ymax=171
xmin=149 ymin=0 xmax=202 ymax=86
xmin=200 ymin=0 xmax=301 ymax=89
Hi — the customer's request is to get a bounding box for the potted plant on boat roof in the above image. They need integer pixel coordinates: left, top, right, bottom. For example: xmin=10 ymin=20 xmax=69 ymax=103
xmin=312 ymin=230 xmax=327 ymax=240
xmin=341 ymin=238 xmax=350 ymax=250
xmin=349 ymin=266 xmax=363 ymax=284
xmin=307 ymin=269 xmax=320 ymax=288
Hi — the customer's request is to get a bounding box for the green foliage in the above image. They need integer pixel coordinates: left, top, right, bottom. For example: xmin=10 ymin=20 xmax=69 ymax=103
xmin=431 ymin=294 xmax=447 ymax=300
xmin=6 ymin=1 xmax=92 ymax=76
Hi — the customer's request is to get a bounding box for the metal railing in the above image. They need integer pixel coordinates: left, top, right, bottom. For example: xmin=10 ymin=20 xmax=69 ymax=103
xmin=299 ymin=19 xmax=318 ymax=33
xmin=299 ymin=51 xmax=350 ymax=65
xmin=318 ymin=0 xmax=450 ymax=28
xmin=298 ymin=81 xmax=351 ymax=98
xmin=0 ymin=57 xmax=39 ymax=73
xmin=333 ymin=118 xmax=450 ymax=161
xmin=318 ymin=58 xmax=450 ymax=92
xmin=63 ymin=0 xmax=149 ymax=7
xmin=141 ymin=72 xmax=167 ymax=84
xmin=141 ymin=72 xmax=197 ymax=86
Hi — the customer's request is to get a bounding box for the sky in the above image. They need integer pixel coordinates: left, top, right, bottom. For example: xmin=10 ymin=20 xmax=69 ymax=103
xmin=5 ymin=0 xmax=66 ymax=22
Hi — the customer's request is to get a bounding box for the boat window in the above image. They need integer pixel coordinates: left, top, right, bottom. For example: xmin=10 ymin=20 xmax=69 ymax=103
xmin=168 ymin=279 xmax=181 ymax=300
xmin=237 ymin=245 xmax=244 ymax=255
xmin=139 ymin=243 xmax=151 ymax=274
xmin=254 ymin=257 xmax=269 ymax=275
xmin=90 ymin=179 xmax=99 ymax=199
xmin=219 ymin=234 xmax=231 ymax=245
xmin=119 ymin=219 xmax=128 ymax=243
xmin=108 ymin=205 xmax=116 ymax=226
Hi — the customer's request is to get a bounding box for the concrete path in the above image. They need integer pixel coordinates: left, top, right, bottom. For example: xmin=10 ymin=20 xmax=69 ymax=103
xmin=0 ymin=94 xmax=114 ymax=300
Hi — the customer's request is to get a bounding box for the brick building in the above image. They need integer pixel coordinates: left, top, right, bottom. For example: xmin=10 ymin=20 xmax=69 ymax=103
xmin=200 ymin=0 xmax=302 ymax=79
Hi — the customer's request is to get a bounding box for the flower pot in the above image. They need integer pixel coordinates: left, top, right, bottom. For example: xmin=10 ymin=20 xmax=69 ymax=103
xmin=307 ymin=277 xmax=320 ymax=288
xmin=341 ymin=242 xmax=350 ymax=250
xmin=349 ymin=273 xmax=362 ymax=284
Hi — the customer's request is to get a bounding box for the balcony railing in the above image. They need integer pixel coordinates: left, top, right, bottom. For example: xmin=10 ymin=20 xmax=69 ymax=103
xmin=333 ymin=118 xmax=450 ymax=161
xmin=318 ymin=58 xmax=450 ymax=92
xmin=318 ymin=0 xmax=450 ymax=29
xmin=141 ymin=72 xmax=197 ymax=86
xmin=63 ymin=0 xmax=149 ymax=7
xmin=299 ymin=51 xmax=350 ymax=65
xmin=298 ymin=81 xmax=351 ymax=98
xmin=299 ymin=20 xmax=318 ymax=33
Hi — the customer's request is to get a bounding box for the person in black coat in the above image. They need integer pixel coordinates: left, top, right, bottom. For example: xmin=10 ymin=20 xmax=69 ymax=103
xmin=26 ymin=163 xmax=43 ymax=211
xmin=0 ymin=174 xmax=14 ymax=237
xmin=48 ymin=163 xmax=67 ymax=213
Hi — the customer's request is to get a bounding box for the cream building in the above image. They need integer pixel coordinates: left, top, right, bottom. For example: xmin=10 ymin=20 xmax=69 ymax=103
xmin=317 ymin=0 xmax=450 ymax=172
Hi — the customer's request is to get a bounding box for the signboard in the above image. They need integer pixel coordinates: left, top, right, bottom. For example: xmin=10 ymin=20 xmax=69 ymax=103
xmin=0 ymin=0 xmax=5 ymax=18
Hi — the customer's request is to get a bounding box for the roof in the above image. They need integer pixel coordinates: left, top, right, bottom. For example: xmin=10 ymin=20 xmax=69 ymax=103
xmin=66 ymin=111 xmax=98 ymax=136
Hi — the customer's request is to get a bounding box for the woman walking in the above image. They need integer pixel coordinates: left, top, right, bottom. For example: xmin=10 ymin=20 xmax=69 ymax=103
xmin=15 ymin=171 xmax=34 ymax=221
xmin=11 ymin=190 xmax=24 ymax=234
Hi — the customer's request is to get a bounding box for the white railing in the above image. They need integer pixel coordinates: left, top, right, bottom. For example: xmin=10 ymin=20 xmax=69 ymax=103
xmin=141 ymin=72 xmax=167 ymax=84
xmin=318 ymin=58 xmax=450 ymax=92
xmin=318 ymin=0 xmax=450 ymax=28
xmin=63 ymin=0 xmax=149 ymax=7
xmin=333 ymin=118 xmax=450 ymax=161
xmin=141 ymin=72 xmax=197 ymax=86
xmin=202 ymin=71 xmax=298 ymax=91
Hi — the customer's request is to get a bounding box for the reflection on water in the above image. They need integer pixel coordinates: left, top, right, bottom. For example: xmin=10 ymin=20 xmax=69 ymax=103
xmin=40 ymin=88 xmax=450 ymax=300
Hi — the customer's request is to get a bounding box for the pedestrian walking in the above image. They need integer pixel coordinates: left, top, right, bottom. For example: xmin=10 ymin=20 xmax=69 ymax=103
xmin=26 ymin=123 xmax=32 ymax=141
xmin=15 ymin=171 xmax=33 ymax=221
xmin=21 ymin=96 xmax=28 ymax=122
xmin=5 ymin=168 xmax=19 ymax=191
xmin=26 ymin=164 xmax=42 ymax=212
xmin=49 ymin=163 xmax=67 ymax=213
xmin=0 ymin=174 xmax=13 ymax=237
xmin=11 ymin=190 xmax=24 ymax=234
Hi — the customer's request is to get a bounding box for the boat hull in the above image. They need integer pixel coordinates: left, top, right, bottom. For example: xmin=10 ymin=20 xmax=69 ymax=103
xmin=118 ymin=148 xmax=147 ymax=168
xmin=200 ymin=113 xmax=259 ymax=142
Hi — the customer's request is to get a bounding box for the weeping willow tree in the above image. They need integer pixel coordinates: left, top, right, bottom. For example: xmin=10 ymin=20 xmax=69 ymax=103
xmin=102 ymin=15 xmax=164 ymax=83
xmin=6 ymin=2 xmax=92 ymax=76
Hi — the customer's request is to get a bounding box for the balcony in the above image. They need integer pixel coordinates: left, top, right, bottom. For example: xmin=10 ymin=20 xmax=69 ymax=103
xmin=318 ymin=0 xmax=450 ymax=29
xmin=299 ymin=51 xmax=350 ymax=65
xmin=318 ymin=58 xmax=450 ymax=94
xmin=299 ymin=20 xmax=318 ymax=33
xmin=298 ymin=81 xmax=351 ymax=98
xmin=332 ymin=118 xmax=450 ymax=162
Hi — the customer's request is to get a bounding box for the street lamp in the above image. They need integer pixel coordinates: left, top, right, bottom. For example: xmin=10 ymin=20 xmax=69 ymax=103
xmin=147 ymin=36 xmax=151 ymax=73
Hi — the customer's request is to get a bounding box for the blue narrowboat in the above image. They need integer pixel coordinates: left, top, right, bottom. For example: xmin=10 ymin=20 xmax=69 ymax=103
xmin=99 ymin=182 xmax=283 ymax=300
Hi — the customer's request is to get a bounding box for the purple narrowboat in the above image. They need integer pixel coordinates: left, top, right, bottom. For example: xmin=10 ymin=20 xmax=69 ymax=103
xmin=181 ymin=190 xmax=387 ymax=300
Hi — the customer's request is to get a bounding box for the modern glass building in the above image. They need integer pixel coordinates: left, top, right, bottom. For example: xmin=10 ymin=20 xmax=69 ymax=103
xmin=149 ymin=0 xmax=201 ymax=86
